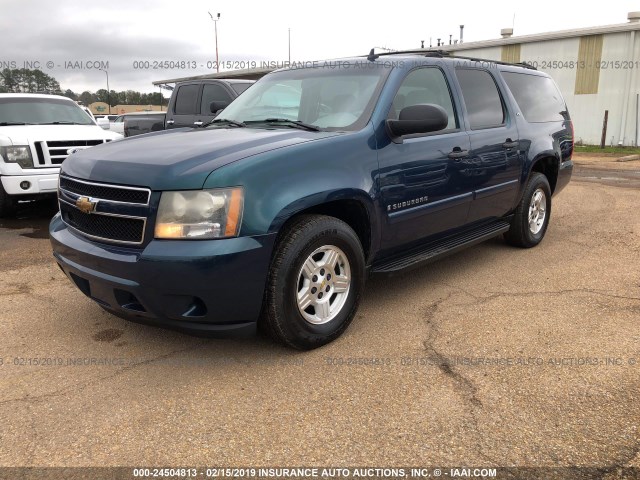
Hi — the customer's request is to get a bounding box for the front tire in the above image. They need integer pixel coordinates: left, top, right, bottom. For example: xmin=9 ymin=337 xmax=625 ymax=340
xmin=262 ymin=215 xmax=366 ymax=350
xmin=504 ymin=172 xmax=552 ymax=248
xmin=0 ymin=179 xmax=16 ymax=218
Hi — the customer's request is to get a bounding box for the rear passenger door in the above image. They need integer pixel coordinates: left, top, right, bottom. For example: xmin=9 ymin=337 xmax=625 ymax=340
xmin=196 ymin=82 xmax=235 ymax=126
xmin=454 ymin=68 xmax=521 ymax=223
xmin=166 ymin=82 xmax=200 ymax=129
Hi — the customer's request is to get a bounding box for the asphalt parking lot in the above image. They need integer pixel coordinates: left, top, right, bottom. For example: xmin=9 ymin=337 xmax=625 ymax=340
xmin=0 ymin=158 xmax=638 ymax=475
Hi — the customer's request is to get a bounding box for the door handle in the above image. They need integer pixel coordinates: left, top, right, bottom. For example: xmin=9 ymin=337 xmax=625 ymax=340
xmin=448 ymin=149 xmax=469 ymax=159
xmin=503 ymin=139 xmax=519 ymax=149
xmin=166 ymin=119 xmax=175 ymax=125
xmin=193 ymin=121 xmax=203 ymax=126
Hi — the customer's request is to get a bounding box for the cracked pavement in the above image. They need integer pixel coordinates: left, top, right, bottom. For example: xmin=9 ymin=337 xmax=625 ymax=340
xmin=0 ymin=162 xmax=638 ymax=474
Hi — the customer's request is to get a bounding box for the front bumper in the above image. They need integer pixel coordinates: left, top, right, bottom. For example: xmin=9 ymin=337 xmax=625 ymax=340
xmin=50 ymin=213 xmax=277 ymax=337
xmin=1 ymin=171 xmax=59 ymax=195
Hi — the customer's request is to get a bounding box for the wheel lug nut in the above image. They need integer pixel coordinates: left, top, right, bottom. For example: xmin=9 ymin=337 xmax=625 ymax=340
xmin=327 ymin=274 xmax=331 ymax=280
xmin=318 ymin=292 xmax=323 ymax=299
xmin=320 ymin=269 xmax=325 ymax=275
xmin=311 ymin=287 xmax=317 ymax=294
xmin=325 ymin=286 xmax=330 ymax=292
xmin=312 ymin=275 xmax=318 ymax=282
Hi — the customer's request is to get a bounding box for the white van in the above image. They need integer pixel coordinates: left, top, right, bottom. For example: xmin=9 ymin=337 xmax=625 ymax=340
xmin=0 ymin=93 xmax=123 ymax=216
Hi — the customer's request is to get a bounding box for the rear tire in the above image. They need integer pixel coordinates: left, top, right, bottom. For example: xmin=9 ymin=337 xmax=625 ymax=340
xmin=0 ymin=179 xmax=16 ymax=218
xmin=262 ymin=215 xmax=366 ymax=350
xmin=504 ymin=172 xmax=551 ymax=248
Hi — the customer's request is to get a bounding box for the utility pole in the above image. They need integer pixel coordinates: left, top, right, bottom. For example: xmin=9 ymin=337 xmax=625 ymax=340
xmin=208 ymin=12 xmax=221 ymax=73
xmin=99 ymin=68 xmax=110 ymax=114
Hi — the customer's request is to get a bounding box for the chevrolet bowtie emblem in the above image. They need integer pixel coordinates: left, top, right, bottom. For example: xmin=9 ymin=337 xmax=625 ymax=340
xmin=76 ymin=196 xmax=97 ymax=214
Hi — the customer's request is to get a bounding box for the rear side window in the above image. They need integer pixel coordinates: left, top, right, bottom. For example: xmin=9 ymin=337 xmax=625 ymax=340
xmin=502 ymin=72 xmax=567 ymax=122
xmin=231 ymin=83 xmax=252 ymax=95
xmin=455 ymin=69 xmax=505 ymax=129
xmin=201 ymin=84 xmax=233 ymax=114
xmin=174 ymin=84 xmax=199 ymax=115
xmin=389 ymin=67 xmax=457 ymax=130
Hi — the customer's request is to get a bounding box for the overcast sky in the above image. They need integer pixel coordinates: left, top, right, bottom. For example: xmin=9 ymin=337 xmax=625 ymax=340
xmin=1 ymin=0 xmax=638 ymax=95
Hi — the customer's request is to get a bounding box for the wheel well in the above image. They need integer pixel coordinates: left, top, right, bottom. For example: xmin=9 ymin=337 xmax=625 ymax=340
xmin=281 ymin=200 xmax=372 ymax=259
xmin=530 ymin=157 xmax=559 ymax=193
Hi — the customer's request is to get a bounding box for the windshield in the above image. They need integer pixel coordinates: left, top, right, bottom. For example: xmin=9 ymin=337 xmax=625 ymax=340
xmin=0 ymin=97 xmax=95 ymax=125
xmin=218 ymin=65 xmax=391 ymax=131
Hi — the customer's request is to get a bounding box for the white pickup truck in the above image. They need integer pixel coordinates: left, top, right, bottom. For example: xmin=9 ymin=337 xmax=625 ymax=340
xmin=0 ymin=93 xmax=123 ymax=216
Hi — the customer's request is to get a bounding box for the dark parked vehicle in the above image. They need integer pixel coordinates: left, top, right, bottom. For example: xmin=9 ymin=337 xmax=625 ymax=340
xmin=50 ymin=52 xmax=573 ymax=349
xmin=124 ymin=112 xmax=167 ymax=137
xmin=165 ymin=79 xmax=254 ymax=129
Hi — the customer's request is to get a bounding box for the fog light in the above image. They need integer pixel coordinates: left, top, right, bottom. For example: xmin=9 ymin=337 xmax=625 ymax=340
xmin=20 ymin=181 xmax=31 ymax=190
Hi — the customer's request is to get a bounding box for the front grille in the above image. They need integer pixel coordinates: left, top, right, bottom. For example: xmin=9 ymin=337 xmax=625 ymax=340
xmin=60 ymin=201 xmax=145 ymax=244
xmin=60 ymin=176 xmax=150 ymax=204
xmin=58 ymin=176 xmax=151 ymax=245
xmin=34 ymin=139 xmax=105 ymax=167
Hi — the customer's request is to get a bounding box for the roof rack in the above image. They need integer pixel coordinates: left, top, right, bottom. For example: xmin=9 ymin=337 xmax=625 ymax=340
xmin=365 ymin=48 xmax=537 ymax=70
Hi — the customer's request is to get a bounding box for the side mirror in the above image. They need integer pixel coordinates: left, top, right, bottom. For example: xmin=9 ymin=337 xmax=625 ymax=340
xmin=97 ymin=117 xmax=110 ymax=129
xmin=386 ymin=104 xmax=449 ymax=142
xmin=209 ymin=100 xmax=230 ymax=113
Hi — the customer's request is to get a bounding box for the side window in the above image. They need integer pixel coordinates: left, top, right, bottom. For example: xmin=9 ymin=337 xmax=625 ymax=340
xmin=389 ymin=67 xmax=457 ymax=131
xmin=230 ymin=83 xmax=252 ymax=95
xmin=455 ymin=69 xmax=505 ymax=129
xmin=174 ymin=84 xmax=199 ymax=115
xmin=502 ymin=72 xmax=566 ymax=122
xmin=200 ymin=84 xmax=233 ymax=114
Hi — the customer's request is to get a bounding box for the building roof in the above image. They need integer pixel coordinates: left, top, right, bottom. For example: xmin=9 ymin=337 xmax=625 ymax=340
xmin=436 ymin=20 xmax=640 ymax=52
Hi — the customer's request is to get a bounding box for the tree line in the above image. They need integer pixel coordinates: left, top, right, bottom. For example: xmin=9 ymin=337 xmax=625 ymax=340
xmin=0 ymin=68 xmax=167 ymax=106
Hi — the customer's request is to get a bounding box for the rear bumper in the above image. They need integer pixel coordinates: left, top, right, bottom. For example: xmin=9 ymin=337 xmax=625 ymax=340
xmin=1 ymin=171 xmax=59 ymax=195
xmin=554 ymin=158 xmax=573 ymax=195
xmin=50 ymin=213 xmax=277 ymax=337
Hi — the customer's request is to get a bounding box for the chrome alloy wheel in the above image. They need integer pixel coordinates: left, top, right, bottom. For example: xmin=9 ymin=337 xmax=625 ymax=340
xmin=295 ymin=245 xmax=351 ymax=325
xmin=528 ymin=188 xmax=547 ymax=235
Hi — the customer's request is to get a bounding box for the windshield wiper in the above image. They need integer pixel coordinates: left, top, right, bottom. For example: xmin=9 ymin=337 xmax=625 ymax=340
xmin=0 ymin=122 xmax=31 ymax=126
xmin=246 ymin=118 xmax=321 ymax=131
xmin=201 ymin=118 xmax=246 ymax=128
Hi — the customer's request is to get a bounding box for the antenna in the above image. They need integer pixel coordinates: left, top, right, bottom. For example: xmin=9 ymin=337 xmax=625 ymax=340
xmin=367 ymin=48 xmax=380 ymax=61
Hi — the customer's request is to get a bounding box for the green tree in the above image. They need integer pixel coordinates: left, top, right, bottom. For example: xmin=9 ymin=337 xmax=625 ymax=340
xmin=95 ymin=89 xmax=109 ymax=104
xmin=78 ymin=91 xmax=96 ymax=106
xmin=62 ymin=89 xmax=77 ymax=100
xmin=0 ymin=68 xmax=60 ymax=93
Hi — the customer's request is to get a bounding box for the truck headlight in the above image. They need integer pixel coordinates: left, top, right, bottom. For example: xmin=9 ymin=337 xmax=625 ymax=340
xmin=155 ymin=187 xmax=244 ymax=239
xmin=1 ymin=146 xmax=33 ymax=169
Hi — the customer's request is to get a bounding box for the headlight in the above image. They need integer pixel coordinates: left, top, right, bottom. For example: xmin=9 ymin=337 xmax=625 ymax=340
xmin=1 ymin=146 xmax=33 ymax=169
xmin=154 ymin=187 xmax=244 ymax=239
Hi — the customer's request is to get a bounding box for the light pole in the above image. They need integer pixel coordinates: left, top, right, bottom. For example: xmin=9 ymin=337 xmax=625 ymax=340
xmin=99 ymin=68 xmax=110 ymax=114
xmin=208 ymin=12 xmax=220 ymax=73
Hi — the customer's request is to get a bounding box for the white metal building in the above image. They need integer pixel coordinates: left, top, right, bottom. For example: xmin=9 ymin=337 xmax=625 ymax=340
xmin=438 ymin=12 xmax=640 ymax=146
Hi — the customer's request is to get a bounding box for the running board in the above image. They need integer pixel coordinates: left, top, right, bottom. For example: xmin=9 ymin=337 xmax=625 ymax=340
xmin=371 ymin=220 xmax=511 ymax=273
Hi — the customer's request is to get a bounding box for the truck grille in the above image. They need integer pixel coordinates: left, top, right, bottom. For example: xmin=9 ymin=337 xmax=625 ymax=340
xmin=58 ymin=175 xmax=151 ymax=245
xmin=34 ymin=139 xmax=106 ymax=167
xmin=59 ymin=176 xmax=150 ymax=204
xmin=60 ymin=202 xmax=146 ymax=244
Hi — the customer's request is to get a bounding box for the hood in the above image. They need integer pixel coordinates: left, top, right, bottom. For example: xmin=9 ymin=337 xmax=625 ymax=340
xmin=61 ymin=127 xmax=342 ymax=190
xmin=0 ymin=124 xmax=122 ymax=146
